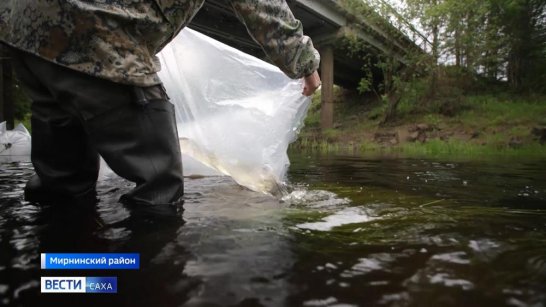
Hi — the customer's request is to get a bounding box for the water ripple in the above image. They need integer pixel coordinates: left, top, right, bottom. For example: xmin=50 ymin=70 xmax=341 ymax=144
xmin=431 ymin=251 xmax=471 ymax=265
xmin=296 ymin=207 xmax=379 ymax=231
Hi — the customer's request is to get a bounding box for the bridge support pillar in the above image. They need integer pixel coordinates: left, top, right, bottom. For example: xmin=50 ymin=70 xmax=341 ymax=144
xmin=319 ymin=45 xmax=334 ymax=130
xmin=0 ymin=45 xmax=14 ymax=129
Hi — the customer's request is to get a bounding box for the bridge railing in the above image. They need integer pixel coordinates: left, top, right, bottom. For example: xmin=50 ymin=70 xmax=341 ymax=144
xmin=360 ymin=0 xmax=433 ymax=54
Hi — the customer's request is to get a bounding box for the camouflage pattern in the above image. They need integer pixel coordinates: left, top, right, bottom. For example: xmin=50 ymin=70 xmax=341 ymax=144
xmin=0 ymin=0 xmax=320 ymax=86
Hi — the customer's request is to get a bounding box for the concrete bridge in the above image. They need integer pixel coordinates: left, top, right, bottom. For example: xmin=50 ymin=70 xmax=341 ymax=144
xmin=189 ymin=0 xmax=430 ymax=128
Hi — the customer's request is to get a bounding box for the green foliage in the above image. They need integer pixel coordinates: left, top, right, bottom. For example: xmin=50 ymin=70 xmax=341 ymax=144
xmin=15 ymin=114 xmax=31 ymax=132
xmin=357 ymin=74 xmax=373 ymax=94
xmin=402 ymin=0 xmax=546 ymax=92
xmin=13 ymin=77 xmax=31 ymax=120
xmin=338 ymin=0 xmax=438 ymax=123
xmin=303 ymin=91 xmax=322 ymax=128
xmin=338 ymin=0 xmax=545 ymax=124
xmin=367 ymin=100 xmax=387 ymax=120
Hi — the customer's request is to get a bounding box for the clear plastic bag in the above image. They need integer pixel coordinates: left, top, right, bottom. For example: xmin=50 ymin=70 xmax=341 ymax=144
xmin=0 ymin=122 xmax=31 ymax=161
xmin=158 ymin=29 xmax=310 ymax=196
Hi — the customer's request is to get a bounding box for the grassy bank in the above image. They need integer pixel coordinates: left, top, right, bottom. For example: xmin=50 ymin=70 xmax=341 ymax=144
xmin=291 ymin=90 xmax=546 ymax=158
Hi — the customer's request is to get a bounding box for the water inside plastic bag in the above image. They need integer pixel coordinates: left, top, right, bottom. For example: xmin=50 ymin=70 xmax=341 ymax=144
xmin=158 ymin=29 xmax=310 ymax=196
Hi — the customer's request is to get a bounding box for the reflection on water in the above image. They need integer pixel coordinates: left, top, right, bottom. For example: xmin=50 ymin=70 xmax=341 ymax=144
xmin=0 ymin=154 xmax=545 ymax=306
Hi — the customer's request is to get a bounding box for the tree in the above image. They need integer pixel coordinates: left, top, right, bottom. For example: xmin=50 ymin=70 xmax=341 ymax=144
xmin=338 ymin=0 xmax=545 ymax=124
xmin=339 ymin=0 xmax=433 ymax=123
xmin=405 ymin=0 xmax=546 ymax=92
xmin=499 ymin=0 xmax=546 ymax=92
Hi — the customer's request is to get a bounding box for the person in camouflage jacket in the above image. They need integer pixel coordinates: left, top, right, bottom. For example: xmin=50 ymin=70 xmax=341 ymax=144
xmin=0 ymin=0 xmax=321 ymax=212
xmin=0 ymin=0 xmax=320 ymax=85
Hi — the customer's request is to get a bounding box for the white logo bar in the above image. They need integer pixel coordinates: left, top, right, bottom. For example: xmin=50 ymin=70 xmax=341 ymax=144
xmin=41 ymin=277 xmax=86 ymax=293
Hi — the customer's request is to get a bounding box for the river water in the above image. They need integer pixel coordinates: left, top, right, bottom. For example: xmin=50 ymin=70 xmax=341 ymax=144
xmin=0 ymin=153 xmax=545 ymax=307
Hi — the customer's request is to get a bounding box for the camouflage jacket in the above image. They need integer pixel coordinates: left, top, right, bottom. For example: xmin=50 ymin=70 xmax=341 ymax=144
xmin=0 ymin=0 xmax=320 ymax=86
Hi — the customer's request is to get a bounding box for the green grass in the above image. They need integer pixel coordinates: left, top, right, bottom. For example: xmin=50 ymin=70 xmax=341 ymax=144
xmin=396 ymin=139 xmax=545 ymax=157
xmin=291 ymin=138 xmax=546 ymax=158
xmin=457 ymin=94 xmax=545 ymax=125
xmin=294 ymin=92 xmax=546 ymax=158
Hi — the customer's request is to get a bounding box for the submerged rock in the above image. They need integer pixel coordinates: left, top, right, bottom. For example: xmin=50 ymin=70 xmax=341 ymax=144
xmin=531 ymin=126 xmax=546 ymax=144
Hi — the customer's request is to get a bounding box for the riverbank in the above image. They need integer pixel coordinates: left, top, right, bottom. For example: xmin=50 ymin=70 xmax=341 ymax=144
xmin=291 ymin=91 xmax=546 ymax=157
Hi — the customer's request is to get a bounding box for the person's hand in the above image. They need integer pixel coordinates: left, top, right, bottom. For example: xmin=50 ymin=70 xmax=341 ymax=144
xmin=302 ymin=71 xmax=321 ymax=96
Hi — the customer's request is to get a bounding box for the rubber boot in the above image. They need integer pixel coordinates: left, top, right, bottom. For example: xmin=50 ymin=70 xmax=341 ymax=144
xmin=86 ymin=94 xmax=184 ymax=213
xmin=25 ymin=102 xmax=100 ymax=204
xmin=9 ymin=47 xmax=100 ymax=205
